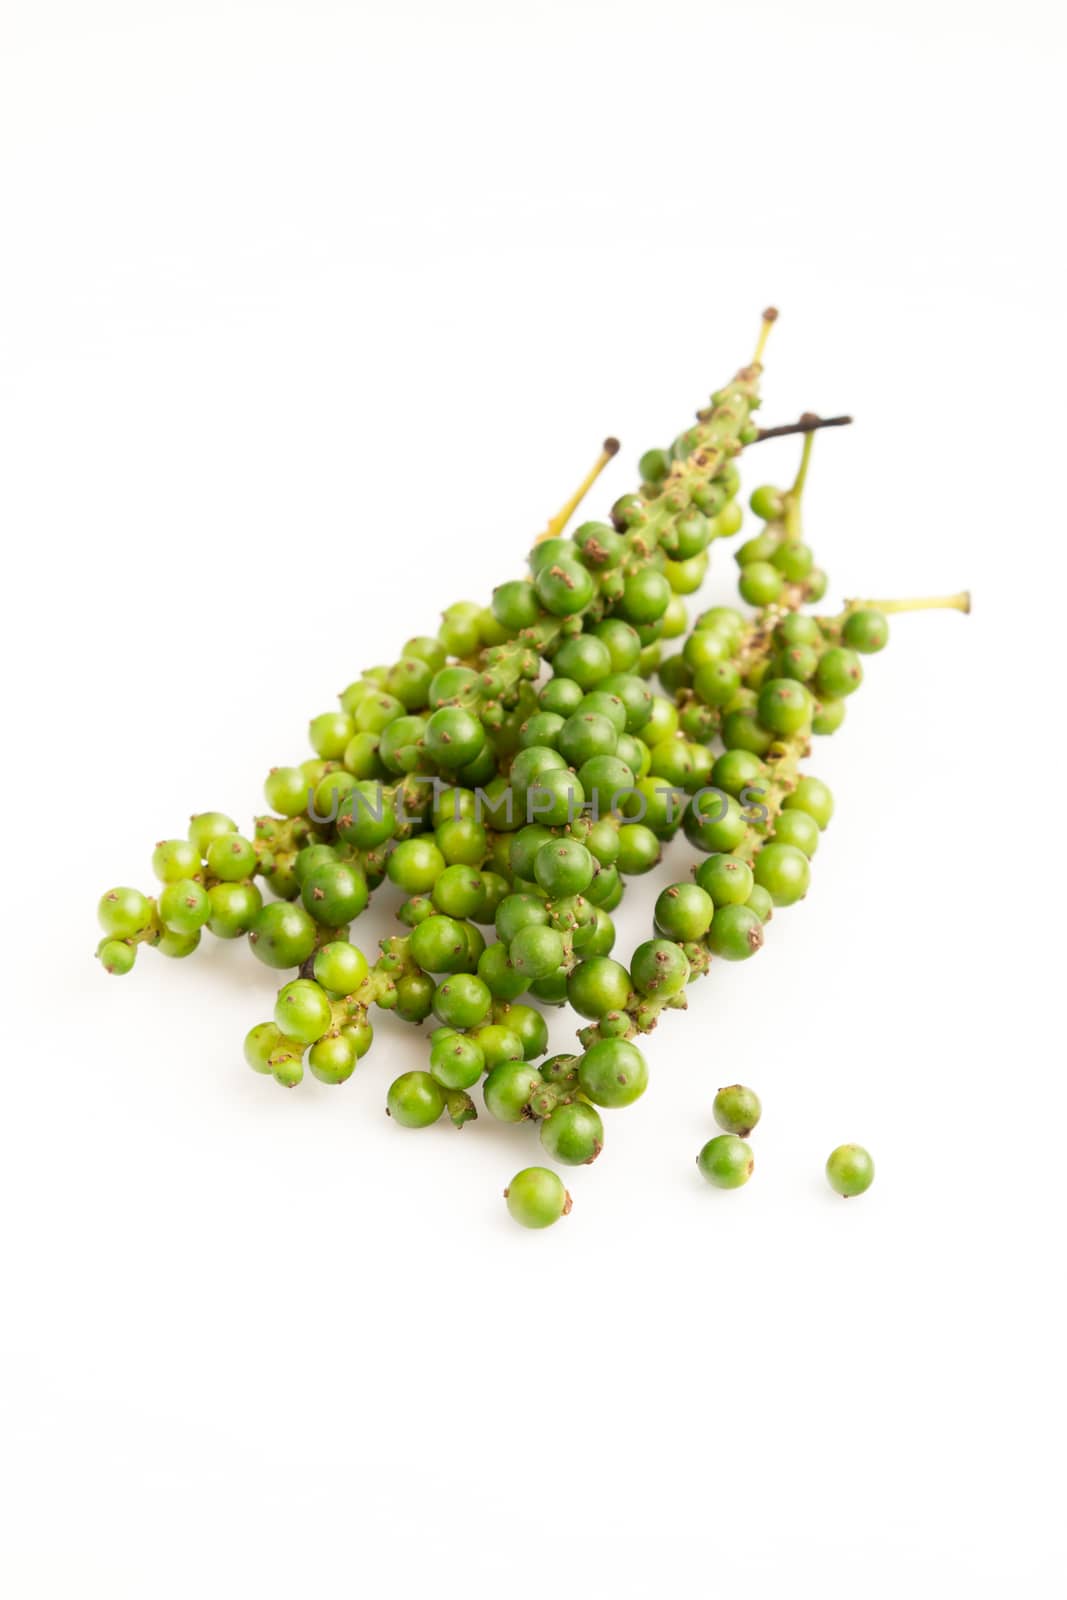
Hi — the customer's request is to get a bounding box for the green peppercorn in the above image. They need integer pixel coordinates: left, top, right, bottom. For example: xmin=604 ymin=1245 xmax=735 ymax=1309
xmin=540 ymin=1102 xmax=605 ymax=1166
xmin=387 ymin=1071 xmax=445 ymax=1128
xmin=578 ymin=1037 xmax=649 ymax=1108
xmin=713 ymin=1084 xmax=761 ymax=1136
xmin=826 ymin=1144 xmax=875 ymax=1197
xmin=504 ymin=1166 xmax=571 ymax=1228
xmin=697 ymin=1134 xmax=754 ymax=1188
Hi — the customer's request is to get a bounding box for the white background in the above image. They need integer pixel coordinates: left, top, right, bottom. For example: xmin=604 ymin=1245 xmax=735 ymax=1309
xmin=2 ymin=2 xmax=1065 ymax=1594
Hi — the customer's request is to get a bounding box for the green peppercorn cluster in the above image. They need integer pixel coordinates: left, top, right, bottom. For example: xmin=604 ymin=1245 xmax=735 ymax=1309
xmin=95 ymin=310 xmax=963 ymax=1230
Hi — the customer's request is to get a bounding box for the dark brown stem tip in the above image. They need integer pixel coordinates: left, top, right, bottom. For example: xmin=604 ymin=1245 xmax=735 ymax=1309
xmin=762 ymin=306 xmax=779 ymax=323
xmin=603 ymin=437 xmax=620 ymax=457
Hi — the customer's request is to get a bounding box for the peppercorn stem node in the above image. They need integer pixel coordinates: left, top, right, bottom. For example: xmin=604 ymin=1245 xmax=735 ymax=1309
xmin=537 ymin=438 xmax=621 ymax=542
xmin=848 ymin=591 xmax=971 ymax=615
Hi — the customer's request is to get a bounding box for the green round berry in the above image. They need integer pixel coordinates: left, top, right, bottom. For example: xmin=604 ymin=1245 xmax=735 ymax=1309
xmin=432 ymin=973 xmax=492 ymax=1029
xmin=574 ymin=520 xmax=625 ymax=569
xmin=477 ymin=943 xmax=527 ymax=1002
xmin=540 ymin=1102 xmax=604 ymax=1166
xmin=815 ymin=647 xmax=864 ymax=700
xmin=616 ymin=823 xmax=660 ymax=875
xmin=151 ymin=839 xmax=202 ymax=884
xmin=694 ymin=853 xmax=754 ymax=907
xmin=307 ymin=1031 xmax=359 ymax=1085
xmin=424 ymin=706 xmax=486 ymax=769
xmin=684 ymin=791 xmax=748 ymax=854
xmin=711 ymin=749 xmax=765 ymax=798
xmin=98 ymin=886 xmax=153 ymax=939
xmin=539 ymin=676 xmax=585 ymax=716
xmin=578 ymin=1038 xmax=648 ymax=1108
xmin=484 ymin=1060 xmax=543 ymax=1122
xmin=518 ymin=712 xmax=565 ymax=752
xmin=205 ymin=833 xmax=257 ymax=882
xmin=842 ymin=609 xmax=890 ymax=654
xmin=826 ymin=1143 xmax=875 ymax=1197
xmin=388 ymin=837 xmax=447 ymax=895
xmin=749 ymin=484 xmax=785 ymax=520
xmin=567 ymin=956 xmax=632 ymax=1019
xmin=772 ymin=541 xmax=814 ymax=582
xmin=158 ymin=878 xmax=211 ymax=936
xmin=249 ymin=901 xmax=317 ymax=968
xmin=617 ymin=568 xmax=671 ymax=625
xmin=301 ymin=860 xmax=368 ymax=927
xmin=639 ymin=447 xmax=671 ymax=484
xmin=738 ymin=561 xmax=784 ymax=607
xmin=308 ymin=711 xmax=354 ymax=760
xmin=534 ymin=838 xmax=595 ymax=898
xmin=753 ymin=842 xmax=811 ymax=906
xmin=313 ymin=940 xmax=369 ymax=994
xmin=577 ymin=755 xmax=635 ymax=813
xmin=387 ymin=1071 xmax=444 ymax=1128
xmin=469 ymin=1022 xmax=525 ymax=1067
xmin=551 ymin=633 xmax=612 ymax=690
xmin=410 ymin=914 xmax=472 ymax=974
xmin=757 ymin=678 xmax=813 ymax=737
xmin=429 ymin=1033 xmax=485 ymax=1091
xmin=244 ymin=1020 xmax=281 ymax=1074
xmin=697 ymin=1134 xmax=754 ymax=1188
xmin=507 ymin=924 xmax=565 ymax=982
xmin=263 ymin=766 xmax=309 ymax=816
xmin=97 ymin=937 xmax=136 ymax=975
xmin=207 ymin=881 xmax=262 ymax=938
xmin=505 ymin=1166 xmax=571 ymax=1228
xmin=535 ymin=556 xmax=595 ymax=617
xmin=559 ymin=711 xmax=617 ymax=766
xmin=274 ymin=979 xmax=332 ymax=1045
xmin=629 ymin=938 xmax=689 ymax=998
xmin=782 ymin=775 xmax=834 ymax=830
xmin=654 ymin=881 xmax=713 ymax=942
xmin=772 ymin=809 xmax=820 ymax=858
xmin=707 ymin=904 xmax=764 ymax=960
xmin=713 ymin=1084 xmax=762 ymax=1137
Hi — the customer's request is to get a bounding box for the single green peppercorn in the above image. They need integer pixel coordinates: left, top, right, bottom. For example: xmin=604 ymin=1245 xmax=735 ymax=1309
xmin=713 ymin=1084 xmax=762 ymax=1137
xmin=815 ymin=647 xmax=864 ymax=700
xmin=249 ymin=902 xmax=317 ymax=969
xmin=567 ymin=956 xmax=632 ymax=1019
xmin=429 ymin=1033 xmax=486 ymax=1091
xmin=753 ymin=842 xmax=811 ymax=906
xmin=707 ymin=903 xmax=765 ymax=960
xmin=630 ymin=938 xmax=689 ymax=998
xmin=484 ymin=1060 xmax=543 ymax=1122
xmin=540 ymin=1101 xmax=605 ymax=1166
xmin=772 ymin=809 xmax=820 ymax=858
xmin=695 ymin=854 xmax=754 ymax=907
xmin=826 ymin=1144 xmax=875 ymax=1197
xmin=504 ymin=1166 xmax=572 ymax=1228
xmin=158 ymin=879 xmax=211 ymax=936
xmin=274 ymin=979 xmax=332 ymax=1045
xmin=843 ymin=609 xmax=890 ymax=654
xmin=654 ymin=882 xmax=714 ymax=941
xmin=697 ymin=1134 xmax=754 ymax=1188
xmin=432 ymin=973 xmax=492 ymax=1029
xmin=97 ymin=937 xmax=136 ymax=974
xmin=387 ymin=1071 xmax=445 ymax=1128
xmin=313 ymin=941 xmax=369 ymax=995
xmin=578 ymin=1038 xmax=648 ymax=1108
xmin=208 ymin=881 xmax=263 ymax=938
